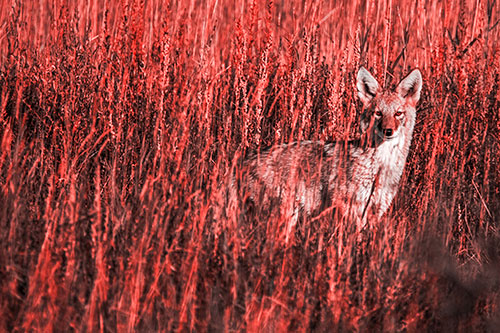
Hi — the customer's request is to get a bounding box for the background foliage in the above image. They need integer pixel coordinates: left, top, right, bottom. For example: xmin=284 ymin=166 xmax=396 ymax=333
xmin=0 ymin=0 xmax=499 ymax=330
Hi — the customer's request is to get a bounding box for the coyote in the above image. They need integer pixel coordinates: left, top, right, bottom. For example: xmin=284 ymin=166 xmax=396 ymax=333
xmin=227 ymin=67 xmax=422 ymax=230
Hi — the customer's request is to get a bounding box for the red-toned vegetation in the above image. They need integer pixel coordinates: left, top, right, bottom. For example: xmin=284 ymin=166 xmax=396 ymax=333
xmin=1 ymin=0 xmax=499 ymax=331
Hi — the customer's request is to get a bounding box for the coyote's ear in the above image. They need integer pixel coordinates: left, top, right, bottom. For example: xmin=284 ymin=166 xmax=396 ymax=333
xmin=397 ymin=69 xmax=422 ymax=106
xmin=357 ymin=67 xmax=379 ymax=106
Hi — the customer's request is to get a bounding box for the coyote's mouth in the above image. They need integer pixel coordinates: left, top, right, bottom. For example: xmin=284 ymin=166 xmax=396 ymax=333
xmin=377 ymin=132 xmax=397 ymax=141
xmin=376 ymin=131 xmax=397 ymax=141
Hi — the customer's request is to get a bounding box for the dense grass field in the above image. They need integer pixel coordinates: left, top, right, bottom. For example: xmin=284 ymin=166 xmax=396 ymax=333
xmin=1 ymin=0 xmax=499 ymax=331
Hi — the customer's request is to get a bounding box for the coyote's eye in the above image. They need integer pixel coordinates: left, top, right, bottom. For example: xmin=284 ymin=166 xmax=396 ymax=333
xmin=395 ymin=111 xmax=403 ymax=117
xmin=375 ymin=111 xmax=382 ymax=117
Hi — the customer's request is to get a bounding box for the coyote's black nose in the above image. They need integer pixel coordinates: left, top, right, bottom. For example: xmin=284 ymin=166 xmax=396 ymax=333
xmin=383 ymin=129 xmax=393 ymax=137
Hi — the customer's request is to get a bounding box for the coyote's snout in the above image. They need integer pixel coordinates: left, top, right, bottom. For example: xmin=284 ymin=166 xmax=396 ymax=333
xmin=226 ymin=67 xmax=422 ymax=230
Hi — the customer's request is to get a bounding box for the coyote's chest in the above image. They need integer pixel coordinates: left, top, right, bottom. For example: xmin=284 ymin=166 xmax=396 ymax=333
xmin=346 ymin=136 xmax=408 ymax=220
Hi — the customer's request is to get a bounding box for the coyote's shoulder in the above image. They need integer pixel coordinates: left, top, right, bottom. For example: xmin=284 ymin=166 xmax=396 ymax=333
xmin=230 ymin=67 xmax=422 ymax=227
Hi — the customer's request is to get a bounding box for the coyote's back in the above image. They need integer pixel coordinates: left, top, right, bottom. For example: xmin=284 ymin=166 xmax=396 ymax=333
xmin=226 ymin=67 xmax=422 ymax=228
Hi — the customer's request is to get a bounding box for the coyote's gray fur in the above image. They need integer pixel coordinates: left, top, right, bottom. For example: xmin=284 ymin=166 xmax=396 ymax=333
xmin=226 ymin=67 xmax=422 ymax=231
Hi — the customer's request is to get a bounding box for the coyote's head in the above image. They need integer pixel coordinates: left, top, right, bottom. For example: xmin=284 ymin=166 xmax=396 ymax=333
xmin=357 ymin=67 xmax=422 ymax=141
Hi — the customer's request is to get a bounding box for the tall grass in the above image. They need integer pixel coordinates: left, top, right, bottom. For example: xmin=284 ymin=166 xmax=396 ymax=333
xmin=0 ymin=0 xmax=499 ymax=331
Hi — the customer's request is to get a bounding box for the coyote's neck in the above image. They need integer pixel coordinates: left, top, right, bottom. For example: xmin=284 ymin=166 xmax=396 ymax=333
xmin=345 ymin=115 xmax=415 ymax=221
xmin=369 ymin=113 xmax=414 ymax=164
